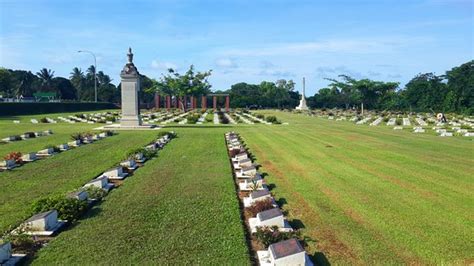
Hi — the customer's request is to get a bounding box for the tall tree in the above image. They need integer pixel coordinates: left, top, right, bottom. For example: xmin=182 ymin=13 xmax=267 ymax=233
xmin=36 ymin=68 xmax=55 ymax=92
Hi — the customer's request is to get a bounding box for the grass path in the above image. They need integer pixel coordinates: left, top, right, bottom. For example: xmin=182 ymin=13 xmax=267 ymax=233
xmin=32 ymin=128 xmax=250 ymax=265
xmin=238 ymin=111 xmax=473 ymax=264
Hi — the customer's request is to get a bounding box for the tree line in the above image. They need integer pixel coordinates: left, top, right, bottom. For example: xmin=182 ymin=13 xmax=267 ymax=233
xmin=0 ymin=66 xmax=120 ymax=102
xmin=225 ymin=60 xmax=473 ymax=114
xmin=1 ymin=60 xmax=472 ymax=114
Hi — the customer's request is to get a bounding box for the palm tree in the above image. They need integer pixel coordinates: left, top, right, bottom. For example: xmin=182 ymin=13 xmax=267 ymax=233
xmin=36 ymin=68 xmax=55 ymax=91
xmin=15 ymin=71 xmax=35 ymax=97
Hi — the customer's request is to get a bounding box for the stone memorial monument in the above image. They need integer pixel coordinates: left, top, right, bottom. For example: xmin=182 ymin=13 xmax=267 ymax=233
xmin=295 ymin=77 xmax=309 ymax=111
xmin=120 ymin=47 xmax=143 ymax=127
xmin=104 ymin=48 xmax=155 ymax=130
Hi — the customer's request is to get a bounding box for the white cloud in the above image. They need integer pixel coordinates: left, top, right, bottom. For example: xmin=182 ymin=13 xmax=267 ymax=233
xmin=215 ymin=58 xmax=238 ymax=68
xmin=216 ymin=36 xmax=432 ymax=57
xmin=150 ymin=60 xmax=177 ymax=70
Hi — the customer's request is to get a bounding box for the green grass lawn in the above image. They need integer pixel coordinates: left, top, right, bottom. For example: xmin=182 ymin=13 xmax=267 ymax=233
xmin=32 ymin=127 xmax=250 ymax=265
xmin=1 ymin=109 xmax=472 ymax=264
xmin=237 ymin=110 xmax=473 ymax=265
xmin=0 ymin=130 xmax=158 ymax=233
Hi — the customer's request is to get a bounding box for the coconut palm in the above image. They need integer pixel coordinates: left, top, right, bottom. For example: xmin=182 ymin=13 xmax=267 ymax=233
xmin=36 ymin=68 xmax=55 ymax=91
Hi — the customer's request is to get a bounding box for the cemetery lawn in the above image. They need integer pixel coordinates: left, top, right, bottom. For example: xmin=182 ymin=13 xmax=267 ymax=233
xmin=0 ymin=128 xmax=158 ymax=233
xmin=32 ymin=127 xmax=250 ymax=265
xmin=237 ymin=110 xmax=474 ymax=265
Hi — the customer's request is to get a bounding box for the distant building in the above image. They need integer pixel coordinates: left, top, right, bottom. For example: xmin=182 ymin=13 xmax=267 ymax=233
xmin=33 ymin=92 xmax=57 ymax=102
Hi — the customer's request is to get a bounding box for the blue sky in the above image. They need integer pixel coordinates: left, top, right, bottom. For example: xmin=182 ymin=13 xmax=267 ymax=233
xmin=0 ymin=0 xmax=472 ymax=95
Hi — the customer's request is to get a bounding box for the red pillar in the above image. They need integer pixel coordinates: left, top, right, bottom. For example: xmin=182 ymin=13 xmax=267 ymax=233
xmin=178 ymin=97 xmax=183 ymax=111
xmin=166 ymin=96 xmax=171 ymax=110
xmin=194 ymin=97 xmax=197 ymax=109
xmin=155 ymin=94 xmax=160 ymax=109
xmin=225 ymin=96 xmax=230 ymax=112
xmin=190 ymin=96 xmax=194 ymax=109
xmin=213 ymin=96 xmax=217 ymax=111
xmin=202 ymin=96 xmax=206 ymax=110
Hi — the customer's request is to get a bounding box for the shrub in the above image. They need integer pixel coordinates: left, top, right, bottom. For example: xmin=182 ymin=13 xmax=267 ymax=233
xmin=205 ymin=116 xmax=213 ymax=122
xmin=2 ymin=225 xmax=35 ymax=250
xmin=256 ymin=114 xmax=265 ymax=119
xmin=40 ymin=117 xmax=49 ymax=123
xmin=187 ymin=114 xmax=199 ymax=124
xmin=105 ymin=116 xmax=116 ymax=122
xmin=23 ymin=132 xmax=36 ymax=138
xmin=83 ymin=186 xmax=107 ymax=200
xmin=265 ymin=116 xmax=281 ymax=124
xmin=44 ymin=144 xmax=61 ymax=153
xmin=4 ymin=152 xmax=22 ymax=164
xmin=383 ymin=117 xmax=390 ymax=123
xmin=245 ymin=198 xmax=275 ymax=217
xmin=395 ymin=118 xmax=402 ymax=125
xmin=71 ymin=133 xmax=83 ymax=141
xmin=100 ymin=130 xmax=114 ymax=136
xmin=127 ymin=147 xmax=157 ymax=160
xmin=31 ymin=196 xmax=88 ymax=222
xmin=254 ymin=226 xmax=300 ymax=248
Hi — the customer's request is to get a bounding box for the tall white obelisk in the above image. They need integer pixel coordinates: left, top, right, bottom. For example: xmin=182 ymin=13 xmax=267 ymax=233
xmin=295 ymin=77 xmax=309 ymax=110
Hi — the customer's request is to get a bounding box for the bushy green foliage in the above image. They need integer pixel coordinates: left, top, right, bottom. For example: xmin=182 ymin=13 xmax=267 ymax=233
xmin=127 ymin=147 xmax=157 ymax=160
xmin=40 ymin=117 xmax=49 ymax=123
xmin=83 ymin=186 xmax=107 ymax=201
xmin=70 ymin=132 xmax=83 ymax=141
xmin=265 ymin=115 xmax=281 ymax=124
xmin=44 ymin=144 xmax=61 ymax=153
xmin=187 ymin=113 xmax=200 ymax=124
xmin=31 ymin=196 xmax=87 ymax=222
xmin=254 ymin=226 xmax=300 ymax=248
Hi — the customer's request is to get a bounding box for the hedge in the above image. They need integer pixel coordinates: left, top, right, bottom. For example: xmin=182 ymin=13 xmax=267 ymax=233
xmin=0 ymin=102 xmax=118 ymax=116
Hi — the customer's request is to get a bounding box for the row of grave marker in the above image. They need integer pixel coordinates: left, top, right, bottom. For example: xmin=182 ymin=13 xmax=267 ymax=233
xmin=1 ymin=130 xmax=53 ymax=144
xmin=0 ymin=132 xmax=175 ymax=265
xmin=225 ymin=132 xmax=313 ymax=266
xmin=0 ymin=131 xmax=113 ymax=172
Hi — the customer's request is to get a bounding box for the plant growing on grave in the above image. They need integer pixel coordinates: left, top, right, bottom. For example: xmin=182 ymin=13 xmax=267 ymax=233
xmin=249 ymin=179 xmax=262 ymax=191
xmin=4 ymin=152 xmax=23 ymax=164
xmin=265 ymin=116 xmax=281 ymax=124
xmin=2 ymin=224 xmax=35 ymax=250
xmin=395 ymin=118 xmax=402 ymax=125
xmin=24 ymin=132 xmax=36 ymax=138
xmin=254 ymin=225 xmax=300 ymax=248
xmin=70 ymin=132 xmax=83 ymax=142
xmin=43 ymin=144 xmax=61 ymax=153
xmin=32 ymin=196 xmax=88 ymax=222
xmin=256 ymin=114 xmax=265 ymax=119
xmin=83 ymin=186 xmax=107 ymax=201
xmin=100 ymin=130 xmax=114 ymax=136
xmin=39 ymin=117 xmax=49 ymax=123
xmin=105 ymin=116 xmax=116 ymax=122
xmin=245 ymin=198 xmax=275 ymax=217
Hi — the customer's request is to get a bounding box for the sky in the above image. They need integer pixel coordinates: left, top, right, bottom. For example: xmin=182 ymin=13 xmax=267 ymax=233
xmin=0 ymin=0 xmax=473 ymax=95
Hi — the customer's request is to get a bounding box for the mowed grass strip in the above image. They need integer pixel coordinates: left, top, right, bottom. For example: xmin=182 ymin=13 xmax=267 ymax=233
xmin=32 ymin=128 xmax=250 ymax=265
xmin=0 ymin=130 xmax=158 ymax=233
xmin=238 ymin=111 xmax=473 ymax=265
